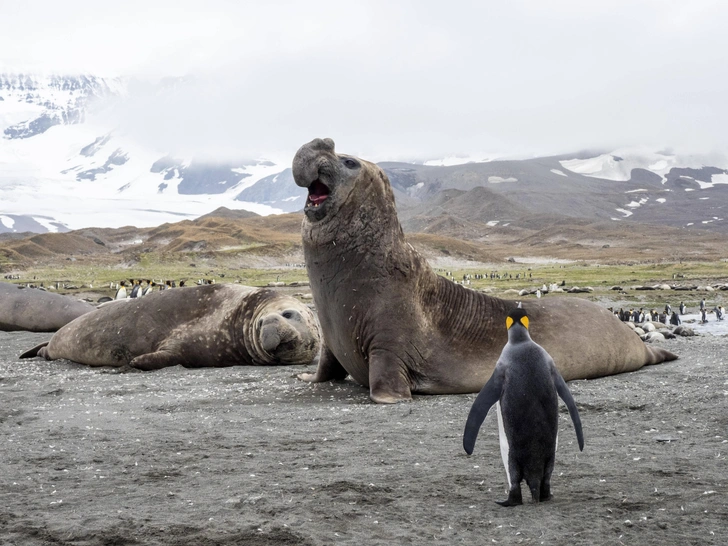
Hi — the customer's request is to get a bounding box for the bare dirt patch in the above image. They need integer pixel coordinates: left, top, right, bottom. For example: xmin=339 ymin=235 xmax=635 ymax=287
xmin=1 ymin=331 xmax=726 ymax=545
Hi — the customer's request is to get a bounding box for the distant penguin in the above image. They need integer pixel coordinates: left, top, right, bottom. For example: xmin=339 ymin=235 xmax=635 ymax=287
xmin=142 ymin=281 xmax=154 ymax=296
xmin=463 ymin=305 xmax=584 ymax=507
xmin=679 ymin=302 xmax=686 ymax=315
xmin=670 ymin=311 xmax=681 ymax=326
xmin=701 ymin=308 xmax=708 ymax=323
xmin=130 ymin=280 xmax=141 ymax=298
xmin=700 ymin=299 xmax=706 ymax=311
xmin=114 ymin=282 xmax=127 ymax=300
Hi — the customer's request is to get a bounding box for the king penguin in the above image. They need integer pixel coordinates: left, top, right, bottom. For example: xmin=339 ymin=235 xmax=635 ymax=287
xmin=129 ymin=279 xmax=141 ymax=298
xmin=463 ymin=304 xmax=584 ymax=507
xmin=114 ymin=281 xmax=128 ymax=300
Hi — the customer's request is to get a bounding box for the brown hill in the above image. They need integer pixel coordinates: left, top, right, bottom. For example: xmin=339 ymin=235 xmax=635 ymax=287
xmin=2 ymin=206 xmax=728 ymax=271
xmin=196 ymin=206 xmax=261 ymax=221
xmin=0 ymin=233 xmax=108 ymax=263
xmin=0 ymin=212 xmax=307 ymax=269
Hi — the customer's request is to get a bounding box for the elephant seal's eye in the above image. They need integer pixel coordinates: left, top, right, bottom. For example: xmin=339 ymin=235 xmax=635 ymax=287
xmin=343 ymin=157 xmax=359 ymax=169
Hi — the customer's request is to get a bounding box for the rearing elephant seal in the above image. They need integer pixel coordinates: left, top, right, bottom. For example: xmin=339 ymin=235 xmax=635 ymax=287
xmin=0 ymin=281 xmax=95 ymax=332
xmin=20 ymin=284 xmax=321 ymax=370
xmin=292 ymin=138 xmax=677 ymax=403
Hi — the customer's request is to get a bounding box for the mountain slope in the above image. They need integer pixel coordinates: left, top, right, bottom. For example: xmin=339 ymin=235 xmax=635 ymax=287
xmin=0 ymin=74 xmax=287 ymax=234
xmin=1 ymin=73 xmax=727 ymax=236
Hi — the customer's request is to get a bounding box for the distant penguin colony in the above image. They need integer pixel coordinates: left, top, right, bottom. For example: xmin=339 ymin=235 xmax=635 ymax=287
xmin=109 ymin=279 xmax=197 ymax=299
xmin=463 ymin=305 xmax=584 ymax=507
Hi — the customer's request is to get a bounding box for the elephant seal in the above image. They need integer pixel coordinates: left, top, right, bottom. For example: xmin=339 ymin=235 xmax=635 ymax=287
xmin=0 ymin=281 xmax=95 ymax=332
xmin=20 ymin=284 xmax=321 ymax=370
xmin=463 ymin=306 xmax=584 ymax=507
xmin=291 ymin=137 xmax=678 ymax=403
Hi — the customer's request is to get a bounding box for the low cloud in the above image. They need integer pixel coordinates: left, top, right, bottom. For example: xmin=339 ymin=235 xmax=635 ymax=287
xmin=4 ymin=0 xmax=728 ymax=161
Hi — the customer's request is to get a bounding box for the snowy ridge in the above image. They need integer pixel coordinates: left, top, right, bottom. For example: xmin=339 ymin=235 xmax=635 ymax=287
xmin=0 ymin=74 xmax=291 ymax=233
xmin=559 ymin=148 xmax=728 ymax=183
xmin=423 ymin=153 xmax=502 ymax=167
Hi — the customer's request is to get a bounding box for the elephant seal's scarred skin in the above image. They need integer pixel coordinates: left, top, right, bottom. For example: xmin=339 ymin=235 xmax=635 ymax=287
xmin=20 ymin=284 xmax=321 ymax=370
xmin=0 ymin=282 xmax=95 ymax=332
xmin=292 ymin=138 xmax=678 ymax=404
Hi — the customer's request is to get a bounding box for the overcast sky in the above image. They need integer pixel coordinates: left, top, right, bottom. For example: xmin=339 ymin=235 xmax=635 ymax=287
xmin=1 ymin=0 xmax=726 ymax=161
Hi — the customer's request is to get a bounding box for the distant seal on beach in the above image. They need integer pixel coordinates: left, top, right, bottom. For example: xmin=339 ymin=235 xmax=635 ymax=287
xmin=291 ymin=137 xmax=678 ymax=403
xmin=0 ymin=281 xmax=95 ymax=332
xmin=20 ymin=284 xmax=321 ymax=370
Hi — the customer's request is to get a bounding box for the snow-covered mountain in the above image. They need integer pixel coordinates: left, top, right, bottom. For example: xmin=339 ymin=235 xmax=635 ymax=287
xmin=1 ymin=73 xmax=727 ymax=235
xmin=385 ymin=149 xmax=728 ymax=234
xmin=0 ymin=74 xmax=305 ymax=234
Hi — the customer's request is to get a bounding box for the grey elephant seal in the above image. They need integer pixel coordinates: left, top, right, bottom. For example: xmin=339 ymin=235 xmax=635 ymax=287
xmin=292 ymin=137 xmax=678 ymax=403
xmin=20 ymin=284 xmax=321 ymax=370
xmin=463 ymin=306 xmax=583 ymax=507
xmin=0 ymin=281 xmax=95 ymax=332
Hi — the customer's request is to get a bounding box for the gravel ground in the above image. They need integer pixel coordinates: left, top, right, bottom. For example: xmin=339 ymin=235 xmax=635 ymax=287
xmin=1 ymin=330 xmax=726 ymax=546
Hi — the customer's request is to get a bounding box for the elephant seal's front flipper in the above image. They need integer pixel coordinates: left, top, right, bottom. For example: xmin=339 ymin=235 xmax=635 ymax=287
xmin=369 ymin=349 xmax=412 ymax=403
xmin=298 ymin=344 xmax=347 ymax=382
xmin=129 ymin=351 xmax=182 ymax=371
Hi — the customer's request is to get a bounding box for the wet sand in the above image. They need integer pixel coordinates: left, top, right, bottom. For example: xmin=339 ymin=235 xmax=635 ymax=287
xmin=1 ymin=331 xmax=726 ymax=545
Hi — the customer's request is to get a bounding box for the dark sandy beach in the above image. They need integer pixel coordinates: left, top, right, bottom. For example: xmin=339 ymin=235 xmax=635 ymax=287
xmin=1 ymin=330 xmax=726 ymax=545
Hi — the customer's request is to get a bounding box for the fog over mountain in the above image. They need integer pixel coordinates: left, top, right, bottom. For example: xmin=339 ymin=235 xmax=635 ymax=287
xmin=1 ymin=2 xmax=727 ymax=235
xmin=1 ymin=73 xmax=726 ymax=237
xmin=1 ymin=1 xmax=727 ymax=161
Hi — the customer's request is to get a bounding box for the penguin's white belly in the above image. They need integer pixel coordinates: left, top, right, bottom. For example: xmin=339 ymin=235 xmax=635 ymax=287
xmin=495 ymin=401 xmax=512 ymax=488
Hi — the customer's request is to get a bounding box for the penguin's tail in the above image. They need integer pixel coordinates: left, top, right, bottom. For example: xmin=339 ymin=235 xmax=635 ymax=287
xmin=19 ymin=342 xmax=50 ymax=360
xmin=646 ymin=345 xmax=678 ymax=365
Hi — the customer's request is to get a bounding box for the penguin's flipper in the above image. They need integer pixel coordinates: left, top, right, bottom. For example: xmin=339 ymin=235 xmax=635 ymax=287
xmin=463 ymin=367 xmax=505 ymax=455
xmin=553 ymin=370 xmax=584 ymax=451
xmin=19 ymin=341 xmax=50 ymax=360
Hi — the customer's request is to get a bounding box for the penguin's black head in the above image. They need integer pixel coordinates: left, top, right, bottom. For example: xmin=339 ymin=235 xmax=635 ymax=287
xmin=506 ymin=308 xmax=529 ymax=330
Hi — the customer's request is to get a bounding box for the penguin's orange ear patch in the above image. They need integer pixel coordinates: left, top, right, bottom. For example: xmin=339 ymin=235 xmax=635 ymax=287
xmin=521 ymin=316 xmax=529 ymax=329
xmin=506 ymin=317 xmax=514 ymax=329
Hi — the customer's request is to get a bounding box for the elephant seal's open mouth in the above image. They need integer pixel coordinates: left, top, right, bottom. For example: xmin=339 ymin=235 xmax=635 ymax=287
xmin=306 ymin=180 xmax=330 ymax=209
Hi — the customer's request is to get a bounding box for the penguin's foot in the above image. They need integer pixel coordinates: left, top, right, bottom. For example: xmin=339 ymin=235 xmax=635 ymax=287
xmin=496 ymin=488 xmax=523 ymax=507
xmin=495 ymin=498 xmax=523 ymax=507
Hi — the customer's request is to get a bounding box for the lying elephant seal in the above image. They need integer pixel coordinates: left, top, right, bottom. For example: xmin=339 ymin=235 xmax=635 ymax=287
xmin=292 ymin=138 xmax=678 ymax=403
xmin=0 ymin=281 xmax=95 ymax=332
xmin=20 ymin=284 xmax=321 ymax=370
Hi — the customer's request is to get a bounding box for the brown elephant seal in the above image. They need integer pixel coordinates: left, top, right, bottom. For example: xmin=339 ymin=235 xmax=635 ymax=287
xmin=0 ymin=281 xmax=95 ymax=332
xmin=291 ymin=138 xmax=678 ymax=403
xmin=20 ymin=284 xmax=321 ymax=370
